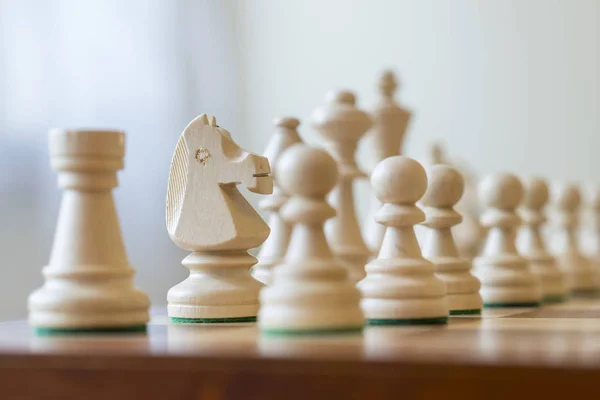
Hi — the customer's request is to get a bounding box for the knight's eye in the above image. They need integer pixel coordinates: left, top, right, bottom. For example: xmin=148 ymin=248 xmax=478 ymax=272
xmin=195 ymin=147 xmax=211 ymax=165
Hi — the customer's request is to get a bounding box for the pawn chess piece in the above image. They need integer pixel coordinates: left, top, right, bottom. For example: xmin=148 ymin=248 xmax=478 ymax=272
xmin=358 ymin=156 xmax=448 ymax=324
xmin=474 ymin=173 xmax=541 ymax=307
xmin=517 ymin=178 xmax=567 ymax=303
xmin=312 ymin=90 xmax=372 ymax=282
xmin=28 ymin=129 xmax=150 ymax=333
xmin=259 ymin=144 xmax=364 ymax=334
xmin=166 ymin=114 xmax=273 ymax=323
xmin=363 ymin=70 xmax=411 ymax=255
xmin=421 ymin=164 xmax=482 ymax=315
xmin=553 ymin=183 xmax=598 ymax=296
xmin=252 ymin=117 xmax=303 ymax=284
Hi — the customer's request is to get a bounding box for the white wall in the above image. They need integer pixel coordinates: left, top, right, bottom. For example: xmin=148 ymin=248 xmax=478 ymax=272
xmin=1 ymin=0 xmax=599 ymax=320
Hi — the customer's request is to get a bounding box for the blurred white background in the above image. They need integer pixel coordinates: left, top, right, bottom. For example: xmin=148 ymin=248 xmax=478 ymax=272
xmin=0 ymin=0 xmax=599 ymax=319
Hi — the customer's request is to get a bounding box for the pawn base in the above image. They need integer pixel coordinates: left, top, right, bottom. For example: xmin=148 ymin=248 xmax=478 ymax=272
xmin=171 ymin=316 xmax=256 ymax=324
xmin=367 ymin=317 xmax=448 ymax=325
xmin=34 ymin=325 xmax=146 ymax=335
xmin=543 ymin=295 xmax=567 ymax=304
xmin=571 ymin=288 xmax=600 ymax=298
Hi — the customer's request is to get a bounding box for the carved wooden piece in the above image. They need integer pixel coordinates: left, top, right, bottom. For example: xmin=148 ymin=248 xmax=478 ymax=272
xmin=259 ymin=145 xmax=364 ymax=333
xmin=421 ymin=165 xmax=482 ymax=314
xmin=358 ymin=156 xmax=448 ymax=324
xmin=252 ymin=118 xmax=303 ymax=284
xmin=28 ymin=129 xmax=150 ymax=331
xmin=363 ymin=71 xmax=411 ymax=254
xmin=166 ymin=114 xmax=273 ymax=322
xmin=312 ymin=90 xmax=372 ymax=282
xmin=474 ymin=173 xmax=541 ymax=307
xmin=517 ymin=178 xmax=567 ymax=302
xmin=553 ymin=183 xmax=598 ymax=295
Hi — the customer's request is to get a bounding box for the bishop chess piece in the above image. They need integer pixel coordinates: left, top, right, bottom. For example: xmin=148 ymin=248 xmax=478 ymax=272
xmin=363 ymin=70 xmax=411 ymax=255
xmin=259 ymin=144 xmax=364 ymax=334
xmin=553 ymin=183 xmax=599 ymax=296
xmin=252 ymin=117 xmax=303 ymax=284
xmin=28 ymin=129 xmax=150 ymax=333
xmin=517 ymin=178 xmax=567 ymax=303
xmin=474 ymin=173 xmax=541 ymax=307
xmin=421 ymin=164 xmax=482 ymax=315
xmin=166 ymin=114 xmax=273 ymax=323
xmin=358 ymin=156 xmax=448 ymax=325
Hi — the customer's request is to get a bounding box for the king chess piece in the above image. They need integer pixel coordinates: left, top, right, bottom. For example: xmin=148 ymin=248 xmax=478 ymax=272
xmin=166 ymin=114 xmax=273 ymax=323
xmin=28 ymin=129 xmax=150 ymax=334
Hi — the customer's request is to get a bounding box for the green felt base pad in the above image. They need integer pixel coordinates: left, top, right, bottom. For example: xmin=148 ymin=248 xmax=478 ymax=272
xmin=261 ymin=326 xmax=363 ymax=336
xmin=484 ymin=302 xmax=540 ymax=308
xmin=171 ymin=316 xmax=256 ymax=324
xmin=450 ymin=309 xmax=482 ymax=316
xmin=35 ymin=325 xmax=147 ymax=335
xmin=543 ymin=296 xmax=567 ymax=304
xmin=367 ymin=316 xmax=448 ymax=326
xmin=571 ymin=289 xmax=600 ymax=298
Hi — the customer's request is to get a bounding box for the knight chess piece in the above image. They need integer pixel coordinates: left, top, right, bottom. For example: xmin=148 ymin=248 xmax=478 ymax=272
xmin=166 ymin=114 xmax=273 ymax=323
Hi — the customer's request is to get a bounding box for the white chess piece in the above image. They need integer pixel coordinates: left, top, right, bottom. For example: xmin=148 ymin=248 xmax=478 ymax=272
xmin=259 ymin=144 xmax=364 ymax=334
xmin=28 ymin=129 xmax=150 ymax=333
xmin=252 ymin=117 xmax=303 ymax=284
xmin=517 ymin=178 xmax=567 ymax=303
xmin=421 ymin=164 xmax=482 ymax=315
xmin=166 ymin=115 xmax=273 ymax=323
xmin=474 ymin=173 xmax=541 ymax=307
xmin=363 ymin=70 xmax=411 ymax=255
xmin=312 ymin=90 xmax=372 ymax=282
xmin=589 ymin=187 xmax=600 ymax=288
xmin=553 ymin=183 xmax=599 ymax=296
xmin=358 ymin=156 xmax=448 ymax=324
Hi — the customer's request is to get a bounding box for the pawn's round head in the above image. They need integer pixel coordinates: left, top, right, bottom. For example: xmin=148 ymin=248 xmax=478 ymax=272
xmin=371 ymin=156 xmax=427 ymax=204
xmin=522 ymin=177 xmax=549 ymax=210
xmin=276 ymin=144 xmax=338 ymax=197
xmin=554 ymin=183 xmax=581 ymax=211
xmin=478 ymin=173 xmax=523 ymax=210
xmin=421 ymin=165 xmax=464 ymax=208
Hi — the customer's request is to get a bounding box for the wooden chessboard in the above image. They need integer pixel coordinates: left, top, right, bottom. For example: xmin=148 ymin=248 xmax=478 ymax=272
xmin=2 ymin=299 xmax=600 ymax=399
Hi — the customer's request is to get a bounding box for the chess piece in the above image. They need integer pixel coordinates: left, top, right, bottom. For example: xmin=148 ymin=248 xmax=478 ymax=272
xmin=421 ymin=164 xmax=482 ymax=315
xmin=363 ymin=71 xmax=411 ymax=255
xmin=589 ymin=187 xmax=600 ymax=288
xmin=428 ymin=141 xmax=483 ymax=259
xmin=166 ymin=114 xmax=273 ymax=323
xmin=517 ymin=178 xmax=567 ymax=303
xmin=312 ymin=90 xmax=372 ymax=282
xmin=553 ymin=183 xmax=598 ymax=296
xmin=358 ymin=156 xmax=448 ymax=324
xmin=474 ymin=173 xmax=541 ymax=307
xmin=259 ymin=144 xmax=364 ymax=334
xmin=28 ymin=129 xmax=150 ymax=333
xmin=252 ymin=117 xmax=303 ymax=284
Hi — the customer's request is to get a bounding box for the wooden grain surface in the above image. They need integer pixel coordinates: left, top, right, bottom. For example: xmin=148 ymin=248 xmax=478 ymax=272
xmin=2 ymin=299 xmax=600 ymax=399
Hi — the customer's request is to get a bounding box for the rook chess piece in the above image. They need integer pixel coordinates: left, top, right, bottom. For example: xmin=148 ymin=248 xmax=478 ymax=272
xmin=474 ymin=173 xmax=541 ymax=307
xmin=421 ymin=164 xmax=482 ymax=315
xmin=312 ymin=90 xmax=372 ymax=282
xmin=28 ymin=129 xmax=150 ymax=333
xmin=252 ymin=117 xmax=303 ymax=284
xmin=358 ymin=156 xmax=448 ymax=324
xmin=517 ymin=178 xmax=567 ymax=303
xmin=553 ymin=183 xmax=598 ymax=296
xmin=363 ymin=71 xmax=411 ymax=255
xmin=166 ymin=115 xmax=272 ymax=323
xmin=259 ymin=144 xmax=364 ymax=334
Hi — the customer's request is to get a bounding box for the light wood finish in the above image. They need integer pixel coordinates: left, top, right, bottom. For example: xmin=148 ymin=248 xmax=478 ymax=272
xmin=518 ymin=178 xmax=567 ymax=301
xmin=474 ymin=173 xmax=542 ymax=306
xmin=28 ymin=129 xmax=150 ymax=330
xmin=258 ymin=145 xmax=363 ymax=333
xmin=421 ymin=164 xmax=483 ymax=313
xmin=4 ymin=299 xmax=600 ymax=398
xmin=252 ymin=117 xmax=303 ymax=284
xmin=166 ymin=114 xmax=273 ymax=321
xmin=363 ymin=70 xmax=411 ymax=255
xmin=358 ymin=156 xmax=448 ymax=322
xmin=553 ymin=183 xmax=598 ymax=294
xmin=312 ymin=90 xmax=372 ymax=282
